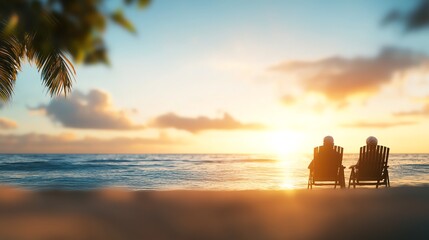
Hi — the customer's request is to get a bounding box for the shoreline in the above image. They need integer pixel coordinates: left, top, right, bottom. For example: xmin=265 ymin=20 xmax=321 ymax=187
xmin=0 ymin=186 xmax=428 ymax=239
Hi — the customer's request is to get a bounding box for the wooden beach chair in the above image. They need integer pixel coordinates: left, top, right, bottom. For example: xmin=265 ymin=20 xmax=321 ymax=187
xmin=348 ymin=145 xmax=390 ymax=188
xmin=308 ymin=146 xmax=344 ymax=189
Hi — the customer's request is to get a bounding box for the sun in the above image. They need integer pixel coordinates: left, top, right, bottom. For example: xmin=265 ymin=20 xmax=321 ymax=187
xmin=264 ymin=130 xmax=304 ymax=157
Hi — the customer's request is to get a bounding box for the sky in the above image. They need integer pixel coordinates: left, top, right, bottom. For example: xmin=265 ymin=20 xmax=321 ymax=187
xmin=1 ymin=0 xmax=429 ymax=154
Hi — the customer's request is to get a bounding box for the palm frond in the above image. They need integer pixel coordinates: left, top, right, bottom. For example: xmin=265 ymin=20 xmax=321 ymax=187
xmin=0 ymin=35 xmax=23 ymax=101
xmin=33 ymin=50 xmax=76 ymax=96
xmin=24 ymin=34 xmax=36 ymax=61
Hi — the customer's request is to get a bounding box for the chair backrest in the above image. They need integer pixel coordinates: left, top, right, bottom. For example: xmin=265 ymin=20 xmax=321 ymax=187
xmin=357 ymin=145 xmax=390 ymax=180
xmin=313 ymin=145 xmax=344 ymax=181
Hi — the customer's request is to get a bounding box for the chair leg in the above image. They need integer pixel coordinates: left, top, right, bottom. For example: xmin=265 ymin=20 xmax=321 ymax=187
xmin=348 ymin=170 xmax=354 ymax=189
xmin=376 ymin=180 xmax=380 ymax=188
xmin=386 ymin=170 xmax=390 ymax=187
xmin=348 ymin=174 xmax=352 ymax=189
xmin=383 ymin=175 xmax=387 ymax=188
xmin=308 ymin=178 xmax=313 ymax=189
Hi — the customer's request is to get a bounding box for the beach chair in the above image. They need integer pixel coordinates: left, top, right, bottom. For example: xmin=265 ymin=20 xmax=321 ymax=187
xmin=308 ymin=146 xmax=344 ymax=189
xmin=348 ymin=145 xmax=390 ymax=188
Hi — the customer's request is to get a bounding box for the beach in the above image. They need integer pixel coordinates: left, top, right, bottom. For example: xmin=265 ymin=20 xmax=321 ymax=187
xmin=0 ymin=186 xmax=428 ymax=240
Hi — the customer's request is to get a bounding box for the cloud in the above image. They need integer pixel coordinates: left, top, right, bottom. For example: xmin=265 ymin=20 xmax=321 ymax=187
xmin=382 ymin=0 xmax=429 ymax=32
xmin=393 ymin=103 xmax=429 ymax=116
xmin=0 ymin=132 xmax=178 ymax=153
xmin=151 ymin=112 xmax=265 ymax=133
xmin=0 ymin=118 xmax=17 ymax=129
xmin=341 ymin=120 xmax=417 ymax=129
xmin=30 ymin=89 xmax=143 ymax=130
xmin=271 ymin=47 xmax=429 ymax=102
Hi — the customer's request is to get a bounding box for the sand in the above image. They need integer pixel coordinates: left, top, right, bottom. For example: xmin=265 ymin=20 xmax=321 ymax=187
xmin=0 ymin=186 xmax=428 ymax=240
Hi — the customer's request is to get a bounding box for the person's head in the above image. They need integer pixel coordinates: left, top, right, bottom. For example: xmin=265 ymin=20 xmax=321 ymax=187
xmin=323 ymin=136 xmax=334 ymax=147
xmin=366 ymin=136 xmax=378 ymax=147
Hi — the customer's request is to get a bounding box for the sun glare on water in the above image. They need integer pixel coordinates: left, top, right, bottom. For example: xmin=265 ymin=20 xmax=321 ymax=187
xmin=264 ymin=131 xmax=306 ymax=189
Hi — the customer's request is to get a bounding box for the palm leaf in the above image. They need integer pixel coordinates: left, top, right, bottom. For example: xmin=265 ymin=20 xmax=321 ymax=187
xmin=123 ymin=0 xmax=151 ymax=8
xmin=33 ymin=50 xmax=76 ymax=96
xmin=111 ymin=10 xmax=136 ymax=33
xmin=137 ymin=0 xmax=151 ymax=8
xmin=24 ymin=34 xmax=36 ymax=61
xmin=0 ymin=35 xmax=23 ymax=101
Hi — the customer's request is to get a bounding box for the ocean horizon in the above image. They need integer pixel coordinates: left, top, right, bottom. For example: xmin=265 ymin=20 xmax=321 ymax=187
xmin=0 ymin=153 xmax=427 ymax=190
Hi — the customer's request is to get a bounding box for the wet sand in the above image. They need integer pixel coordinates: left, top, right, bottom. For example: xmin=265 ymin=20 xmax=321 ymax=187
xmin=0 ymin=186 xmax=428 ymax=240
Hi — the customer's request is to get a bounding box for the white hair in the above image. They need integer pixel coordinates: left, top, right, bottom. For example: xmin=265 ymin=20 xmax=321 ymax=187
xmin=366 ymin=136 xmax=378 ymax=146
xmin=323 ymin=136 xmax=334 ymax=145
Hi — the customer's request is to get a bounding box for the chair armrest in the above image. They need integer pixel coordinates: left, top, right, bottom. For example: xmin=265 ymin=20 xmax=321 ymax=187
xmin=308 ymin=160 xmax=314 ymax=169
xmin=349 ymin=164 xmax=357 ymax=169
xmin=308 ymin=168 xmax=314 ymax=176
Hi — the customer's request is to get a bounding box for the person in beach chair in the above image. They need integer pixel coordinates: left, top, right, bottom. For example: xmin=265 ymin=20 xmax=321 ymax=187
xmin=308 ymin=136 xmax=345 ymax=189
xmin=348 ymin=136 xmax=390 ymax=188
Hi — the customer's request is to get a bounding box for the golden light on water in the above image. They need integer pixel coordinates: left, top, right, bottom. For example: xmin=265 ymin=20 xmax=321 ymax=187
xmin=280 ymin=179 xmax=296 ymax=189
xmin=277 ymin=157 xmax=299 ymax=189
xmin=270 ymin=134 xmax=306 ymax=190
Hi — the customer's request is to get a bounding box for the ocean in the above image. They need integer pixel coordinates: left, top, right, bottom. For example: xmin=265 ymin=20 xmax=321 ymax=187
xmin=0 ymin=154 xmax=427 ymax=190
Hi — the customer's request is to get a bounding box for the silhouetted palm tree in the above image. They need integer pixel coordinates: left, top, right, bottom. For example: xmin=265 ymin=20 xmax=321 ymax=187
xmin=0 ymin=33 xmax=75 ymax=100
xmin=0 ymin=0 xmax=149 ymax=101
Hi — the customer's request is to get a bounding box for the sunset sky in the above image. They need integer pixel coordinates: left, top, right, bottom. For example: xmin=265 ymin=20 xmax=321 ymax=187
xmin=1 ymin=0 xmax=429 ymax=154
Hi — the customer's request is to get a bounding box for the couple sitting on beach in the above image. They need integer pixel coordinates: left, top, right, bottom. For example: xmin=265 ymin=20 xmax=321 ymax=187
xmin=308 ymin=136 xmax=390 ymax=189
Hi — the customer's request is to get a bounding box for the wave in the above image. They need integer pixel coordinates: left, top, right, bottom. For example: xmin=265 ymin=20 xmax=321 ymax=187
xmin=170 ymin=158 xmax=278 ymax=164
xmin=0 ymin=161 xmax=124 ymax=171
xmin=85 ymin=159 xmax=134 ymax=164
xmin=398 ymin=164 xmax=429 ymax=169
